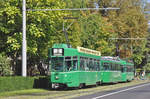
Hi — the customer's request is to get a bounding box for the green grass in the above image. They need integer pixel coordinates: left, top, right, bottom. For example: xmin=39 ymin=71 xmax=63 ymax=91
xmin=0 ymin=89 xmax=47 ymax=98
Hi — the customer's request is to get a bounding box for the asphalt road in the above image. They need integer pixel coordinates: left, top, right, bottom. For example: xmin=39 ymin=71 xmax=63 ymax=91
xmin=73 ymin=83 xmax=150 ymax=99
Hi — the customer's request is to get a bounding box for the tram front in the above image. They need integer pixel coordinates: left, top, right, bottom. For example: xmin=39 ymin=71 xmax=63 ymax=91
xmin=49 ymin=44 xmax=78 ymax=89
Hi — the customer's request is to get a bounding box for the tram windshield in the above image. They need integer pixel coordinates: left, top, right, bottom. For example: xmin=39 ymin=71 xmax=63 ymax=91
xmin=51 ymin=57 xmax=64 ymax=72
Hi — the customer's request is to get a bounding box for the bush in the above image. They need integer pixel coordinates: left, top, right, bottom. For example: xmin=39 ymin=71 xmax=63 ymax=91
xmin=0 ymin=76 xmax=50 ymax=92
xmin=0 ymin=53 xmax=13 ymax=76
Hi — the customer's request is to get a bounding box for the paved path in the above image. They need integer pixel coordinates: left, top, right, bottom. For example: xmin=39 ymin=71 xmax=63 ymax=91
xmin=73 ymin=83 xmax=150 ymax=99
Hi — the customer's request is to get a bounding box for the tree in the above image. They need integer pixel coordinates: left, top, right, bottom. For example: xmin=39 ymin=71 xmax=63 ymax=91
xmin=79 ymin=14 xmax=116 ymax=55
xmin=0 ymin=0 xmax=81 ymax=75
xmin=0 ymin=53 xmax=13 ymax=76
xmin=64 ymin=0 xmax=116 ymax=55
xmin=99 ymin=0 xmax=148 ymax=66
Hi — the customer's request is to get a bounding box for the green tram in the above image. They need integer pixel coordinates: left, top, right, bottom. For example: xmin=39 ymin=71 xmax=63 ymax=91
xmin=100 ymin=56 xmax=134 ymax=83
xmin=49 ymin=44 xmax=101 ymax=88
xmin=48 ymin=44 xmax=134 ymax=88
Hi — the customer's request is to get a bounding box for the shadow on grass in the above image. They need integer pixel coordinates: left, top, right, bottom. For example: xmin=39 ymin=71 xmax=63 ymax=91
xmin=33 ymin=77 xmax=51 ymax=90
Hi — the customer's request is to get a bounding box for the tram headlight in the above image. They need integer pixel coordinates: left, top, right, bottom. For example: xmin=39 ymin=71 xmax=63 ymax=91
xmin=55 ymin=76 xmax=59 ymax=80
xmin=64 ymin=74 xmax=67 ymax=77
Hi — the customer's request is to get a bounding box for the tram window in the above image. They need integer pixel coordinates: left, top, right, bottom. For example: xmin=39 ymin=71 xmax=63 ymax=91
xmin=116 ymin=64 xmax=120 ymax=71
xmin=88 ymin=59 xmax=92 ymax=71
xmin=80 ymin=57 xmax=85 ymax=71
xmin=124 ymin=67 xmax=127 ymax=72
xmin=73 ymin=56 xmax=77 ymax=60
xmin=121 ymin=67 xmax=123 ymax=72
xmin=89 ymin=58 xmax=94 ymax=71
xmin=127 ymin=67 xmax=129 ymax=72
xmin=48 ymin=58 xmax=51 ymax=71
xmin=128 ymin=67 xmax=131 ymax=72
xmin=85 ymin=58 xmax=89 ymax=71
xmin=97 ymin=60 xmax=100 ymax=71
xmin=94 ymin=59 xmax=97 ymax=71
xmin=51 ymin=57 xmax=64 ymax=71
xmin=121 ymin=65 xmax=125 ymax=72
xmin=65 ymin=57 xmax=72 ymax=71
xmin=91 ymin=59 xmax=95 ymax=71
xmin=103 ymin=62 xmax=110 ymax=71
xmin=118 ymin=65 xmax=121 ymax=71
xmin=132 ymin=67 xmax=134 ymax=72
xmin=128 ymin=67 xmax=130 ymax=72
xmin=121 ymin=65 xmax=124 ymax=72
xmin=110 ymin=63 xmax=113 ymax=70
xmin=116 ymin=64 xmax=118 ymax=71
xmin=128 ymin=67 xmax=132 ymax=72
xmin=114 ymin=64 xmax=117 ymax=71
xmin=111 ymin=63 xmax=115 ymax=71
xmin=73 ymin=56 xmax=78 ymax=70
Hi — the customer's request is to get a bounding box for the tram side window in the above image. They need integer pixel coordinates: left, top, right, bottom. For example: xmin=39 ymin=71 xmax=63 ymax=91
xmin=65 ymin=57 xmax=72 ymax=71
xmin=73 ymin=56 xmax=78 ymax=70
xmin=111 ymin=63 xmax=115 ymax=71
xmin=130 ymin=66 xmax=134 ymax=72
xmin=94 ymin=59 xmax=99 ymax=71
xmin=80 ymin=57 xmax=85 ymax=71
xmin=118 ymin=65 xmax=121 ymax=71
xmin=85 ymin=58 xmax=89 ymax=71
xmin=110 ymin=63 xmax=113 ymax=71
xmin=121 ymin=67 xmax=123 ymax=72
xmin=121 ymin=65 xmax=125 ymax=72
xmin=127 ymin=66 xmax=129 ymax=72
xmin=128 ymin=67 xmax=133 ymax=72
xmin=89 ymin=58 xmax=94 ymax=71
xmin=97 ymin=60 xmax=100 ymax=71
xmin=126 ymin=67 xmax=128 ymax=72
xmin=116 ymin=64 xmax=119 ymax=71
xmin=128 ymin=67 xmax=131 ymax=72
xmin=131 ymin=67 xmax=134 ymax=72
xmin=103 ymin=62 xmax=110 ymax=71
xmin=124 ymin=67 xmax=127 ymax=72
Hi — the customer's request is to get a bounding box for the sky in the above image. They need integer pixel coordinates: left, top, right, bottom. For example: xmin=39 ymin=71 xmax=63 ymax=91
xmin=148 ymin=0 xmax=150 ymax=3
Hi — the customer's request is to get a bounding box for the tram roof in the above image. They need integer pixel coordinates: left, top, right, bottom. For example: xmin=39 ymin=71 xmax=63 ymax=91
xmin=101 ymin=56 xmax=122 ymax=62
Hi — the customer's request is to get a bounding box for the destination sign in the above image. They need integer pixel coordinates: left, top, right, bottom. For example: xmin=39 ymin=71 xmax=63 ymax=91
xmin=77 ymin=46 xmax=101 ymax=56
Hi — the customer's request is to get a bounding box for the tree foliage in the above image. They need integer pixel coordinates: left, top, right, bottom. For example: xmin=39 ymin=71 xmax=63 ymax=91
xmin=99 ymin=0 xmax=148 ymax=66
xmin=79 ymin=14 xmax=115 ymax=55
xmin=0 ymin=53 xmax=13 ymax=76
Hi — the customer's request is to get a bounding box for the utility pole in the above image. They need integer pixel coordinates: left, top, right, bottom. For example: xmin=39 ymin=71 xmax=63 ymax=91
xmin=22 ymin=0 xmax=27 ymax=77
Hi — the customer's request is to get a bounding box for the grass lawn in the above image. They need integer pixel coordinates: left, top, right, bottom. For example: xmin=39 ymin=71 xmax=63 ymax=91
xmin=0 ymin=89 xmax=47 ymax=98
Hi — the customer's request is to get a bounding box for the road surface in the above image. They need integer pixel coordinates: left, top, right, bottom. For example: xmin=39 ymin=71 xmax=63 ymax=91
xmin=73 ymin=83 xmax=150 ymax=99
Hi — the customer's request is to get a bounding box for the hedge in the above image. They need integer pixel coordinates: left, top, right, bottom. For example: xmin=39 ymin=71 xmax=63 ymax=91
xmin=0 ymin=76 xmax=50 ymax=92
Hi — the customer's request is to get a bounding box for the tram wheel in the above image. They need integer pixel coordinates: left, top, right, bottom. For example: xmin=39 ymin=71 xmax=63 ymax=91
xmin=79 ymin=83 xmax=84 ymax=89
